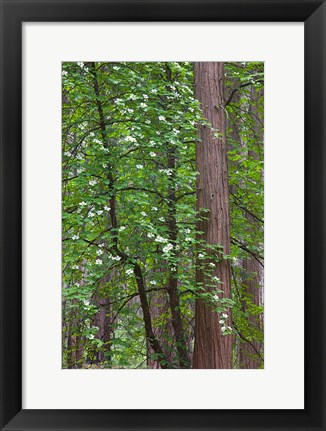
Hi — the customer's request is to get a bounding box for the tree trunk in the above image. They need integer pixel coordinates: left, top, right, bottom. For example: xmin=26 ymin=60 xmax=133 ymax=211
xmin=192 ymin=62 xmax=232 ymax=369
xmin=166 ymin=137 xmax=190 ymax=368
xmin=239 ymin=85 xmax=264 ymax=368
xmin=134 ymin=263 xmax=170 ymax=368
xmin=146 ymin=289 xmax=173 ymax=368
xmin=239 ymin=245 xmax=262 ymax=368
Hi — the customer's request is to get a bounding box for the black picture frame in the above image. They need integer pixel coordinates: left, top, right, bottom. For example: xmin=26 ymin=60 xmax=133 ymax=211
xmin=0 ymin=1 xmax=325 ymax=430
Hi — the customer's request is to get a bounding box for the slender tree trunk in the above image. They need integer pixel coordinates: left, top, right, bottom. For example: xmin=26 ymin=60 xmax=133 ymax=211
xmin=134 ymin=263 xmax=170 ymax=369
xmin=92 ymin=281 xmax=112 ymax=364
xmin=192 ymin=62 xmax=232 ymax=369
xmin=239 ymin=244 xmax=262 ymax=368
xmin=146 ymin=290 xmax=174 ymax=368
xmin=166 ymin=139 xmax=190 ymax=368
xmin=239 ymin=85 xmax=264 ymax=368
xmin=91 ymin=62 xmax=170 ymax=368
xmin=67 ymin=327 xmax=84 ymax=368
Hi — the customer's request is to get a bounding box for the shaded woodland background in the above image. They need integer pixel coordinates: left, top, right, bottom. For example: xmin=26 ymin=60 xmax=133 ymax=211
xmin=62 ymin=61 xmax=264 ymax=369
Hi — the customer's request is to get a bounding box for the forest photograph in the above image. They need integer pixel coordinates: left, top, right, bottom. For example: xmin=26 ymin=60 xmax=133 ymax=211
xmin=62 ymin=61 xmax=264 ymax=369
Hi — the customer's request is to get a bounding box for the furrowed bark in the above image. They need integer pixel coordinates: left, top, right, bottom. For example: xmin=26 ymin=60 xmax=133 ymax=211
xmin=192 ymin=62 xmax=233 ymax=369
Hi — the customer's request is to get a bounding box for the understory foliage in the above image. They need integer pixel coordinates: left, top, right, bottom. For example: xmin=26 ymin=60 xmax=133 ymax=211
xmin=62 ymin=61 xmax=264 ymax=369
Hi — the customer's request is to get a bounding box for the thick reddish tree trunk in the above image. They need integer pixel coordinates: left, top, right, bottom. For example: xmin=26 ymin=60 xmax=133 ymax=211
xmin=192 ymin=62 xmax=232 ymax=369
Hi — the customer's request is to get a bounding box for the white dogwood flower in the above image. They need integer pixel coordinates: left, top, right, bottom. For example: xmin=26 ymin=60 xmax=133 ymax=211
xmin=163 ymin=243 xmax=173 ymax=253
xmin=155 ymin=236 xmax=168 ymax=243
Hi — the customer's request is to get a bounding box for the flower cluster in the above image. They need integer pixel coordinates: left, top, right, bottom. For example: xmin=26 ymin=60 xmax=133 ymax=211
xmin=159 ymin=168 xmax=173 ymax=176
xmin=125 ymin=136 xmax=137 ymax=143
xmin=163 ymin=243 xmax=173 ymax=253
xmin=212 ymin=276 xmax=220 ymax=282
xmin=109 ymin=255 xmax=121 ymax=262
xmin=219 ymin=313 xmax=232 ymax=335
xmin=155 ymin=235 xmax=168 ymax=244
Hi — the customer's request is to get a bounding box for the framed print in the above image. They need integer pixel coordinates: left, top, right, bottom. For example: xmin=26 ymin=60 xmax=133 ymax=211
xmin=0 ymin=1 xmax=325 ymax=430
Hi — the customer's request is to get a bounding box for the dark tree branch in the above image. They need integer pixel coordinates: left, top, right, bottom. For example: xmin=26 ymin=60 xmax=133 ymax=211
xmin=225 ymin=79 xmax=264 ymax=107
xmin=229 ymin=191 xmax=264 ymax=224
xmin=232 ymin=322 xmax=264 ymax=364
xmin=118 ymin=186 xmax=165 ymax=199
xmin=231 ymin=237 xmax=264 ymax=267
xmin=110 ymin=287 xmax=167 ymax=324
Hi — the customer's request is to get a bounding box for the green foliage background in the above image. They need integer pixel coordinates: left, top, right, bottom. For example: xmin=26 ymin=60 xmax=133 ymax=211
xmin=62 ymin=61 xmax=264 ymax=369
